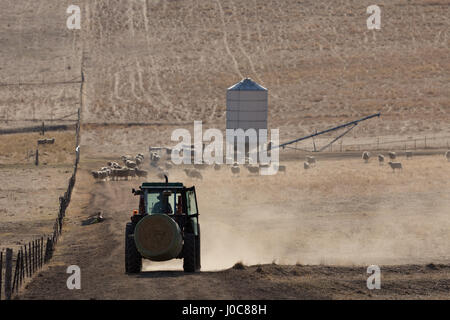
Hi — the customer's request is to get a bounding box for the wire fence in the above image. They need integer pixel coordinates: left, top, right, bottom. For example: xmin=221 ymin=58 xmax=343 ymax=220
xmin=0 ymin=109 xmax=80 ymax=300
xmin=289 ymin=134 xmax=450 ymax=153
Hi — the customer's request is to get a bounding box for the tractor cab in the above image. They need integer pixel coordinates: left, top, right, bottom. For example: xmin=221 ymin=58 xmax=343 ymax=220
xmin=131 ymin=182 xmax=199 ymax=236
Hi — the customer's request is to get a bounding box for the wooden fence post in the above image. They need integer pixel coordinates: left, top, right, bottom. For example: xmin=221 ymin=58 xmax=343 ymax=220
xmin=20 ymin=248 xmax=24 ymax=287
xmin=28 ymin=242 xmax=31 ymax=277
xmin=32 ymin=240 xmax=36 ymax=274
xmin=34 ymin=240 xmax=38 ymax=272
xmin=24 ymin=245 xmax=28 ymax=278
xmin=35 ymin=149 xmax=39 ymax=166
xmin=5 ymin=248 xmax=12 ymax=300
xmin=12 ymin=250 xmax=20 ymax=293
xmin=40 ymin=237 xmax=44 ymax=268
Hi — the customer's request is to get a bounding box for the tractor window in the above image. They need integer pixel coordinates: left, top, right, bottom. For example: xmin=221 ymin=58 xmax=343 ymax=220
xmin=147 ymin=191 xmax=175 ymax=214
xmin=186 ymin=190 xmax=198 ymax=216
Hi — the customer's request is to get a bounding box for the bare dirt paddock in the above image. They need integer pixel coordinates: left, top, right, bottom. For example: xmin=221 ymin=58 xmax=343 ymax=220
xmin=0 ymin=131 xmax=76 ymax=249
xmin=18 ymin=149 xmax=449 ymax=300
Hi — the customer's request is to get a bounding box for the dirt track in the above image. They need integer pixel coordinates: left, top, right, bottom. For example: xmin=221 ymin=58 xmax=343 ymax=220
xmin=19 ymin=156 xmax=450 ymax=300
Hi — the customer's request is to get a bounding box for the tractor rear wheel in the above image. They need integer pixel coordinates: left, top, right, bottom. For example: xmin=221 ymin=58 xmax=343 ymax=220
xmin=183 ymin=233 xmax=197 ymax=272
xmin=125 ymin=222 xmax=142 ymax=273
xmin=195 ymin=224 xmax=201 ymax=271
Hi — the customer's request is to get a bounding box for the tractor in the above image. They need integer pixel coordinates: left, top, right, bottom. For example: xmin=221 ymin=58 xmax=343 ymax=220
xmin=125 ymin=177 xmax=201 ymax=273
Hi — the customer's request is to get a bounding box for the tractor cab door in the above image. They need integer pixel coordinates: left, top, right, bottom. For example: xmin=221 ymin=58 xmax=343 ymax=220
xmin=185 ymin=187 xmax=199 ymax=236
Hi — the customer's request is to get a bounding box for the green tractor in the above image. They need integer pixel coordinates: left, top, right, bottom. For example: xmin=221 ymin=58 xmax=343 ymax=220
xmin=125 ymin=177 xmax=201 ymax=273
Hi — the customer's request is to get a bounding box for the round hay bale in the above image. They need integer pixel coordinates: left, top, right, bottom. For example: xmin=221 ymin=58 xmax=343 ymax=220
xmin=134 ymin=214 xmax=182 ymax=261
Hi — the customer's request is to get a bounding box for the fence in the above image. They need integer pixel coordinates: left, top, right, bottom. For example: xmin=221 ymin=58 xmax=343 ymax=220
xmin=287 ymin=134 xmax=450 ymax=153
xmin=0 ymin=109 xmax=80 ymax=300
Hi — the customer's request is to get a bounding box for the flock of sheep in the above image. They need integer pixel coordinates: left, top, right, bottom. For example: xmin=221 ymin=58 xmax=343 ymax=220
xmin=362 ymin=150 xmax=450 ymax=172
xmin=361 ymin=151 xmax=405 ymax=171
xmin=91 ymin=153 xmax=148 ymax=181
xmin=91 ymin=149 xmax=450 ymax=182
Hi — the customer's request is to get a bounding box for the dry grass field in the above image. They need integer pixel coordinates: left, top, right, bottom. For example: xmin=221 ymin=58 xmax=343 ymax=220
xmin=1 ymin=0 xmax=449 ymax=300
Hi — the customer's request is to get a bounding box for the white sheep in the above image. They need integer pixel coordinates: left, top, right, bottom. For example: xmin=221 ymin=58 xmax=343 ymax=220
xmin=306 ymin=156 xmax=316 ymax=166
xmin=388 ymin=152 xmax=396 ymax=160
xmin=378 ymin=154 xmax=385 ymax=165
xmin=231 ymin=163 xmax=240 ymax=175
xmin=304 ymin=162 xmax=310 ymax=170
xmin=125 ymin=160 xmax=137 ymax=169
xmin=362 ymin=151 xmax=370 ymax=163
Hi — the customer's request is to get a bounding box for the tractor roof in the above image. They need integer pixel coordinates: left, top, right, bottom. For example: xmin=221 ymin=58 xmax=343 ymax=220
xmin=141 ymin=182 xmax=184 ymax=188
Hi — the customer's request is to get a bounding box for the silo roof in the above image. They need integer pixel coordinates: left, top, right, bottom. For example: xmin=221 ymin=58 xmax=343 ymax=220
xmin=227 ymin=78 xmax=267 ymax=91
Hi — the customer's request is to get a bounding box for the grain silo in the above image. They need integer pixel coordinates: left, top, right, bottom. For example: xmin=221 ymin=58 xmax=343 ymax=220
xmin=226 ymin=78 xmax=268 ymax=160
xmin=226 ymin=78 xmax=268 ymax=134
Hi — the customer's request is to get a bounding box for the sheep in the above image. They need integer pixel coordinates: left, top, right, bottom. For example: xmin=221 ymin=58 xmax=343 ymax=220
xmin=306 ymin=156 xmax=316 ymax=166
xmin=388 ymin=161 xmax=402 ymax=172
xmin=378 ymin=154 xmax=385 ymax=165
xmin=193 ymin=163 xmax=207 ymax=170
xmin=112 ymin=168 xmax=132 ymax=181
xmin=107 ymin=162 xmax=121 ymax=169
xmin=259 ymin=163 xmax=270 ymax=169
xmin=91 ymin=170 xmax=108 ymax=181
xmin=125 ymin=160 xmax=137 ymax=169
xmin=164 ymin=161 xmax=173 ymax=170
xmin=121 ymin=155 xmax=132 ymax=162
xmin=362 ymin=151 xmax=370 ymax=163
xmin=405 ymin=151 xmax=413 ymax=159
xmin=247 ymin=165 xmax=259 ymax=174
xmin=127 ymin=168 xmax=136 ymax=179
xmin=150 ymin=153 xmax=160 ymax=167
xmin=445 ymin=150 xmax=450 ymax=161
xmin=388 ymin=152 xmax=396 ymax=160
xmin=150 ymin=152 xmax=160 ymax=161
xmin=135 ymin=156 xmax=142 ymax=166
xmin=231 ymin=163 xmax=240 ymax=175
xmin=184 ymin=168 xmax=203 ymax=180
xmin=37 ymin=138 xmax=55 ymax=145
xmin=135 ymin=168 xmax=148 ymax=178
xmin=98 ymin=170 xmax=109 ymax=180
xmin=277 ymin=164 xmax=286 ymax=173
xmin=214 ymin=163 xmax=221 ymax=171
xmin=304 ymin=162 xmax=310 ymax=170
xmin=91 ymin=171 xmax=100 ymax=179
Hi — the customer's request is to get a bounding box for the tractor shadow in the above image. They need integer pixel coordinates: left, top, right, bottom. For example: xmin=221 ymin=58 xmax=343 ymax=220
xmin=132 ymin=270 xmax=213 ymax=279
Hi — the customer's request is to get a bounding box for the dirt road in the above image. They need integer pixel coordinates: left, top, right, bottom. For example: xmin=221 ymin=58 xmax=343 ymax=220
xmin=19 ymin=158 xmax=450 ymax=300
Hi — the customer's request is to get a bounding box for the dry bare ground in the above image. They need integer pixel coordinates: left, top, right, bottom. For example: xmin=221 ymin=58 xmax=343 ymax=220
xmin=19 ymin=153 xmax=450 ymax=299
xmin=1 ymin=0 xmax=449 ymax=299
xmin=0 ymin=131 xmax=75 ymax=249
